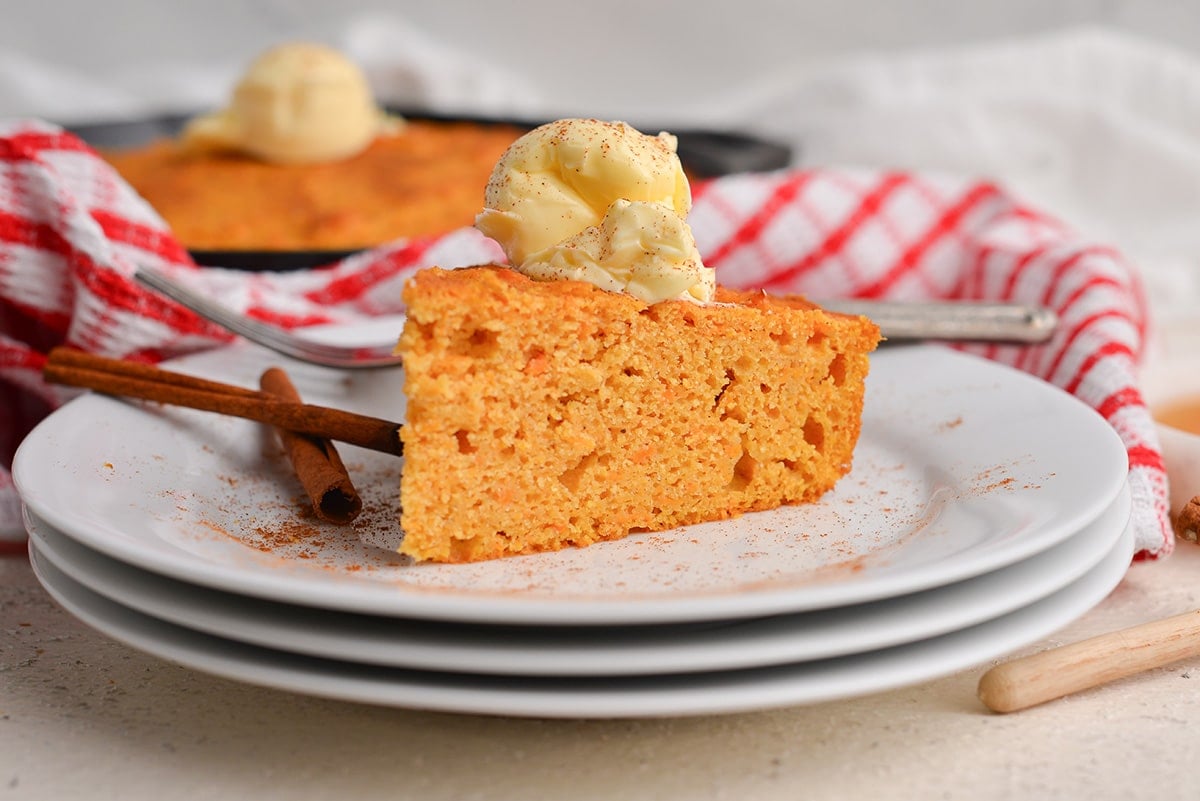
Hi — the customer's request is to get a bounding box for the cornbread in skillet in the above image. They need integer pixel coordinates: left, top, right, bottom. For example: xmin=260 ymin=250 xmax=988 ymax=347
xmin=102 ymin=120 xmax=524 ymax=251
xmin=97 ymin=42 xmax=526 ymax=250
xmin=396 ymin=265 xmax=880 ymax=563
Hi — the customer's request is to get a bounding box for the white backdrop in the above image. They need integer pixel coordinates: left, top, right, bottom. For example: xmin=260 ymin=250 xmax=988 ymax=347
xmin=4 ymin=0 xmax=1200 ymax=121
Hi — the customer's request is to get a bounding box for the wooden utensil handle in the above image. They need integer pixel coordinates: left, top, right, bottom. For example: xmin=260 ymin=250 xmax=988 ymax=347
xmin=977 ymin=610 xmax=1200 ymax=713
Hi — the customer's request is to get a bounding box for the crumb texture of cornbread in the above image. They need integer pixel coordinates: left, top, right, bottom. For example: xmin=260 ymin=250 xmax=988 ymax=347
xmin=397 ymin=265 xmax=880 ymax=563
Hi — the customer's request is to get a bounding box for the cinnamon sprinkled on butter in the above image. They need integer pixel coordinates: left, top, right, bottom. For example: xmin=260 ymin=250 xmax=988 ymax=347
xmin=475 ymin=118 xmax=714 ymax=304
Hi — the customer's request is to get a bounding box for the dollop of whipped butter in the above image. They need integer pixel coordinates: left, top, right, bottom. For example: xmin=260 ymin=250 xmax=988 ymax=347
xmin=475 ymin=118 xmax=715 ymax=304
xmin=182 ymin=42 xmax=399 ymax=164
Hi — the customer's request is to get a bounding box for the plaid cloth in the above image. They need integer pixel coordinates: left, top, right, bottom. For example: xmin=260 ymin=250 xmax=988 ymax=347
xmin=0 ymin=119 xmax=1169 ymax=558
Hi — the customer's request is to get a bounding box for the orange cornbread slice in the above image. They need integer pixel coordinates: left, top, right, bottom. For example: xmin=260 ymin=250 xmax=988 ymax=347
xmin=397 ymin=265 xmax=880 ymax=563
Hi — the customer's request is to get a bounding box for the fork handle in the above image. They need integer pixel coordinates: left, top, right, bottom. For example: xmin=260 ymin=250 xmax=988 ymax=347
xmin=135 ymin=267 xmax=255 ymax=341
xmin=821 ymin=300 xmax=1058 ymax=344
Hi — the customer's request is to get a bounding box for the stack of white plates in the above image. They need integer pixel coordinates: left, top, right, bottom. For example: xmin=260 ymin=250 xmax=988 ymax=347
xmin=14 ymin=321 xmax=1133 ymax=719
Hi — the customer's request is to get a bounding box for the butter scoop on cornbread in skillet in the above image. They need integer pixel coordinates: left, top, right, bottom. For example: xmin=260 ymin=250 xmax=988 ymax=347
xmin=98 ymin=42 xmax=526 ymax=251
xmin=396 ymin=119 xmax=880 ymax=563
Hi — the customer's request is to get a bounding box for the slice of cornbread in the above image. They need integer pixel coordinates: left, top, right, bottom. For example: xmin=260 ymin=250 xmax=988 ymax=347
xmin=397 ymin=265 xmax=880 ymax=563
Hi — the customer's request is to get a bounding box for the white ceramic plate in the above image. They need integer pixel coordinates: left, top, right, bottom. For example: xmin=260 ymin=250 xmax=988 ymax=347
xmin=26 ymin=520 xmax=1134 ymax=718
xmin=23 ymin=482 xmax=1130 ymax=676
xmin=13 ymin=322 xmax=1129 ymax=625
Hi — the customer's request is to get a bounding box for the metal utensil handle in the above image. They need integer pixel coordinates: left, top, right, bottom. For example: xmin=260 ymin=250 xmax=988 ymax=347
xmin=821 ymin=300 xmax=1058 ymax=343
xmin=135 ymin=267 xmax=275 ymax=345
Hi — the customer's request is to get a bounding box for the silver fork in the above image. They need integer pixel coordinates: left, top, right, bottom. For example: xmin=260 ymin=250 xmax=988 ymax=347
xmin=134 ymin=267 xmax=1058 ymax=370
xmin=135 ymin=268 xmax=404 ymax=369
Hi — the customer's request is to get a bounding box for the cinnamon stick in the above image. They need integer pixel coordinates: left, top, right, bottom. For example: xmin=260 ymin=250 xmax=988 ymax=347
xmin=43 ymin=348 xmax=403 ymax=457
xmin=47 ymin=347 xmax=263 ymax=399
xmin=260 ymin=367 xmax=362 ymax=525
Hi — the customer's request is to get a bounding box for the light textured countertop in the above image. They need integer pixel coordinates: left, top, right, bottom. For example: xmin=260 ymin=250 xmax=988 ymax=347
xmin=3 ymin=542 xmax=1200 ymax=801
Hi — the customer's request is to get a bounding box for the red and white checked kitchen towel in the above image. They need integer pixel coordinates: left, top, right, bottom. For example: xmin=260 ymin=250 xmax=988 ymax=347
xmin=0 ymin=119 xmax=1171 ymax=558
